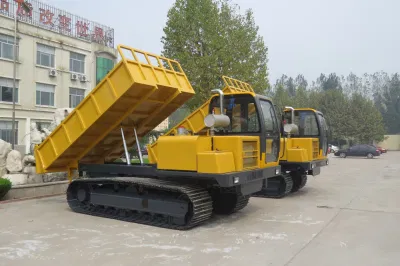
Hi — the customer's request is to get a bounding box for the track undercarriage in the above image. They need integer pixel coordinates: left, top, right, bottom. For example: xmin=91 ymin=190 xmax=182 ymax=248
xmin=252 ymin=171 xmax=308 ymax=199
xmin=67 ymin=177 xmax=250 ymax=230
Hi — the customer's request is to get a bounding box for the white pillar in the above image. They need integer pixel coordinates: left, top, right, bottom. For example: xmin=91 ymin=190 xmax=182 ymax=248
xmin=25 ymin=117 xmax=30 ymax=154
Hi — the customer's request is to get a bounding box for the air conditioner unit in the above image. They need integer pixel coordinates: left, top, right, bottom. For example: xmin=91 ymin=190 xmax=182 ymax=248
xmin=79 ymin=75 xmax=87 ymax=82
xmin=49 ymin=68 xmax=57 ymax=77
xmin=70 ymin=73 xmax=78 ymax=80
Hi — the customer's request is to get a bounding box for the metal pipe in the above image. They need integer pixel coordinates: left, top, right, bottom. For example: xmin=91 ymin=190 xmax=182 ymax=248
xmin=11 ymin=7 xmax=17 ymax=150
xmin=211 ymin=89 xmax=224 ymax=114
xmin=285 ymin=106 xmax=295 ymax=124
xmin=133 ymin=126 xmax=143 ymax=165
xmin=120 ymin=127 xmax=131 ymax=165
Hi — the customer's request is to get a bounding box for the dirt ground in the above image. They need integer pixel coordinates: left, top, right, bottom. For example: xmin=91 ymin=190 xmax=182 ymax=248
xmin=1 ymin=152 xmax=400 ymax=266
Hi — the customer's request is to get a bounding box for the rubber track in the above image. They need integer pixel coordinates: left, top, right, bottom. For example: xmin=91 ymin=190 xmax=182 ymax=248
xmin=299 ymin=175 xmax=307 ymax=190
xmin=67 ymin=177 xmax=213 ymax=230
xmin=251 ymin=174 xmax=293 ymax=199
xmin=233 ymin=194 xmax=250 ymax=213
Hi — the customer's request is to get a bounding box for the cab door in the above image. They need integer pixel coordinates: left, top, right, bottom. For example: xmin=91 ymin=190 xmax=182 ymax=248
xmin=258 ymin=98 xmax=280 ymax=164
xmin=316 ymin=112 xmax=329 ymax=156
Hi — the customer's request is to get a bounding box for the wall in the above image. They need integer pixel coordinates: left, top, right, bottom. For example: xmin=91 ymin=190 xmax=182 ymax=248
xmin=376 ymin=135 xmax=400 ymax=151
xmin=0 ymin=14 xmax=117 ymax=153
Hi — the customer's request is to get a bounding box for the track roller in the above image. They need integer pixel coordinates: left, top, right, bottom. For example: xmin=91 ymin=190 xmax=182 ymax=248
xmin=66 ymin=177 xmax=213 ymax=230
xmin=290 ymin=172 xmax=308 ymax=193
xmin=252 ymin=173 xmax=293 ymax=198
xmin=212 ymin=191 xmax=250 ymax=215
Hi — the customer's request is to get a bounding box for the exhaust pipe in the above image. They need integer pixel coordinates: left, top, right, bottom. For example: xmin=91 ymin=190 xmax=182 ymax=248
xmin=212 ymin=89 xmax=224 ymax=115
xmin=204 ymin=89 xmax=230 ymax=136
xmin=285 ymin=106 xmax=295 ymax=124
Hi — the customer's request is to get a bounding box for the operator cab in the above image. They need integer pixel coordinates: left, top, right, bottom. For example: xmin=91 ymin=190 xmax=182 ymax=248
xmin=207 ymin=92 xmax=281 ymax=163
xmin=208 ymin=93 xmax=260 ymax=135
xmin=282 ymin=109 xmax=329 ymax=156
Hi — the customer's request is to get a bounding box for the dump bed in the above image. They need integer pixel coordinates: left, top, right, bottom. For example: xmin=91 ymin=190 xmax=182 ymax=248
xmin=35 ymin=45 xmax=195 ymax=174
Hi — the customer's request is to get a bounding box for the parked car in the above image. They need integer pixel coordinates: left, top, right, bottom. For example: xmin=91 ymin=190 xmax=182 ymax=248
xmin=370 ymin=145 xmax=387 ymax=153
xmin=328 ymin=144 xmax=339 ymax=153
xmin=334 ymin=144 xmax=381 ymax=159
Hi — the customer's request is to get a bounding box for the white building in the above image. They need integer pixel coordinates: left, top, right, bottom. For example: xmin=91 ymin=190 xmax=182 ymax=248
xmin=0 ymin=0 xmax=117 ymax=154
xmin=153 ymin=118 xmax=169 ymax=132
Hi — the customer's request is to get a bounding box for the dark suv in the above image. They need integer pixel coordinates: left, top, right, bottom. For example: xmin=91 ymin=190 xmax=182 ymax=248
xmin=334 ymin=144 xmax=381 ymax=159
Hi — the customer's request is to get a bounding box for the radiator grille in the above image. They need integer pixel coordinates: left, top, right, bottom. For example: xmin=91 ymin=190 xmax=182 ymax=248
xmin=243 ymin=141 xmax=258 ymax=169
xmin=312 ymin=139 xmax=319 ymax=159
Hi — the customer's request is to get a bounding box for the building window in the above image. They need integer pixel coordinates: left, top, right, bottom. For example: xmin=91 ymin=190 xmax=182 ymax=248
xmin=0 ymin=121 xmax=18 ymax=145
xmin=0 ymin=77 xmax=18 ymax=103
xmin=36 ymin=83 xmax=55 ymax=106
xmin=69 ymin=88 xmax=85 ymax=108
xmin=96 ymin=57 xmax=114 ymax=84
xmin=36 ymin=43 xmax=55 ymax=68
xmin=0 ymin=33 xmax=17 ymax=60
xmin=70 ymin=52 xmax=85 ymax=73
xmin=36 ymin=121 xmax=51 ymax=132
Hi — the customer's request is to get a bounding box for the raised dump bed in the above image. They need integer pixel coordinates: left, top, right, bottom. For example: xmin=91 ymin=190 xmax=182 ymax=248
xmin=147 ymin=76 xmax=255 ymax=164
xmin=35 ymin=45 xmax=195 ymax=175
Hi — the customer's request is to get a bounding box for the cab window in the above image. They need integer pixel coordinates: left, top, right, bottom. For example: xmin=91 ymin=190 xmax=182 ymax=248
xmin=283 ymin=110 xmax=319 ymax=137
xmin=209 ymin=94 xmax=260 ymax=134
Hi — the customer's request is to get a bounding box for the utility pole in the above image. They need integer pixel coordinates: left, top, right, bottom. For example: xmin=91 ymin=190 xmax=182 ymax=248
xmin=11 ymin=1 xmax=31 ymax=149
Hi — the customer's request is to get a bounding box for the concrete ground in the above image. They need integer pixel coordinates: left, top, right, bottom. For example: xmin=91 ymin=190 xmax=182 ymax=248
xmin=1 ymin=152 xmax=400 ymax=266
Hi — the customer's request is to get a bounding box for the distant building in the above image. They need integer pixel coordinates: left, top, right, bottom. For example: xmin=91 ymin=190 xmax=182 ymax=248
xmin=0 ymin=0 xmax=117 ymax=154
xmin=154 ymin=118 xmax=169 ymax=132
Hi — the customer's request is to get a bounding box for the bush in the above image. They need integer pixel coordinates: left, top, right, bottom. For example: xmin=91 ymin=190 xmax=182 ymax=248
xmin=0 ymin=178 xmax=12 ymax=200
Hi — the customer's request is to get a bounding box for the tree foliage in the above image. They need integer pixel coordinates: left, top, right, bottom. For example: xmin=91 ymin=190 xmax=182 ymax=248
xmin=374 ymin=74 xmax=400 ymax=134
xmin=161 ymin=0 xmax=269 ymax=110
xmin=158 ymin=0 xmax=396 ymax=146
xmin=272 ymin=72 xmax=389 ymax=145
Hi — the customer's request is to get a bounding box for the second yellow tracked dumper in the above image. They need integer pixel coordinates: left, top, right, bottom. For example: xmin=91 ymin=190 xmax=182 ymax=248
xmin=253 ymin=107 xmax=330 ymax=198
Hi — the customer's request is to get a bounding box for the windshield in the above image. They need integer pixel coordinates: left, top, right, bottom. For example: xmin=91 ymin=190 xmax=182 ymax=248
xmin=209 ymin=94 xmax=260 ymax=133
xmin=283 ymin=110 xmax=320 ymax=137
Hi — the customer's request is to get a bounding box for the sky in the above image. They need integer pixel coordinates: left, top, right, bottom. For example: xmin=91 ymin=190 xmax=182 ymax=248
xmin=44 ymin=0 xmax=400 ymax=85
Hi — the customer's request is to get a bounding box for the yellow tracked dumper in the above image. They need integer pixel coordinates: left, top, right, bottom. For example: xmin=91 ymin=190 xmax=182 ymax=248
xmin=252 ymin=107 xmax=330 ymax=198
xmin=34 ymin=45 xmax=283 ymax=230
xmin=150 ymin=88 xmax=330 ymax=200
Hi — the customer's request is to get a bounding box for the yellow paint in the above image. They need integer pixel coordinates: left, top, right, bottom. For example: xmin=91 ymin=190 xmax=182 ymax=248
xmin=197 ymin=152 xmax=236 ymax=173
xmin=212 ymin=136 xmax=259 ymax=171
xmin=154 ymin=134 xmax=267 ymax=174
xmin=157 ymin=136 xmax=211 ymax=171
xmin=35 ymin=44 xmax=194 ymax=174
xmin=279 ymin=136 xmax=326 ymax=162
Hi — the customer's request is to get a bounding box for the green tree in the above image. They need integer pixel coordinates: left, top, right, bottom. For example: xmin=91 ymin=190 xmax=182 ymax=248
xmin=161 ymin=0 xmax=269 ymax=110
xmin=374 ymin=74 xmax=400 ymax=134
xmin=349 ymin=93 xmax=385 ymax=143
xmin=292 ymin=86 xmax=309 ymax=108
xmin=317 ymin=73 xmax=343 ymax=91
xmin=295 ymin=74 xmax=308 ymax=90
xmin=318 ymin=89 xmax=353 ymax=141
xmin=272 ymin=83 xmax=293 ymax=112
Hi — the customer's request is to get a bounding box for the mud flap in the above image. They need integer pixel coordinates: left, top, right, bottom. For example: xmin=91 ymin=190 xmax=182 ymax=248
xmin=309 ymin=167 xmax=321 ymax=176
